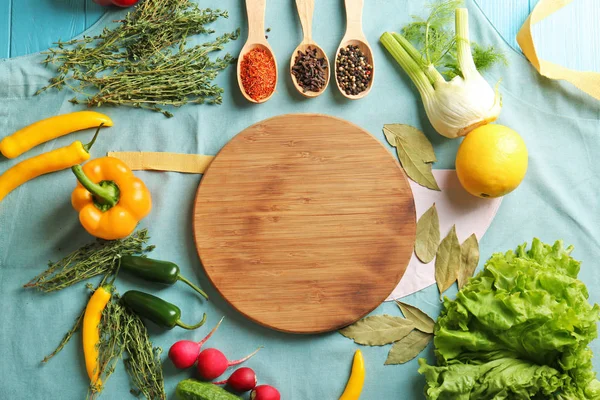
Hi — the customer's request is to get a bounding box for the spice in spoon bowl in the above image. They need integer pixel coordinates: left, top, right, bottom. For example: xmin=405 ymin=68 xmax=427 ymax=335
xmin=336 ymin=42 xmax=373 ymax=97
xmin=239 ymin=45 xmax=277 ymax=103
xmin=291 ymin=46 xmax=329 ymax=95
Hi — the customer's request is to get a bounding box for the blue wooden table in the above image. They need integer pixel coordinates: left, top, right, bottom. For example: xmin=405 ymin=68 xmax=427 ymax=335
xmin=1 ymin=1 xmax=600 ymax=400
xmin=0 ymin=0 xmax=599 ymax=72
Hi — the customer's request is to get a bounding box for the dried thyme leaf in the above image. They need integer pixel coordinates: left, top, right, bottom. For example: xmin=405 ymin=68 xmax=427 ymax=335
xmin=458 ymin=234 xmax=480 ymax=289
xmin=42 ymin=305 xmax=86 ymax=363
xmin=396 ymin=301 xmax=435 ymax=334
xmin=37 ymin=0 xmax=239 ymax=116
xmin=88 ymin=296 xmax=128 ymax=400
xmin=435 ymin=225 xmax=461 ymax=298
xmin=415 ymin=204 xmax=440 ymax=263
xmin=384 ymin=330 xmax=433 ymax=365
xmin=24 ymin=229 xmax=153 ymax=292
xmin=339 ymin=315 xmax=415 ymax=346
xmin=123 ymin=308 xmax=166 ymax=400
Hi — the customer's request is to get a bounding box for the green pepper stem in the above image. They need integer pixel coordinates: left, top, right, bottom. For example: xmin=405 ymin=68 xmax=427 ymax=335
xmin=178 ymin=274 xmax=209 ymax=300
xmin=71 ymin=165 xmax=120 ymax=208
xmin=83 ymin=123 xmax=104 ymax=153
xmin=176 ymin=313 xmax=207 ymax=330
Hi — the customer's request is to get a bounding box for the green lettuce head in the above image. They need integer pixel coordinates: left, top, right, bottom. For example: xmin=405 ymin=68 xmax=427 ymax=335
xmin=419 ymin=239 xmax=600 ymax=399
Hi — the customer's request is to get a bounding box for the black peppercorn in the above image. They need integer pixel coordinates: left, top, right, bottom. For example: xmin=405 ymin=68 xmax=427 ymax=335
xmin=336 ymin=45 xmax=372 ymax=96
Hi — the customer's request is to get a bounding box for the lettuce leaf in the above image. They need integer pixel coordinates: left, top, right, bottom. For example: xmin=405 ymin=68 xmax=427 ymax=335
xmin=419 ymin=239 xmax=600 ymax=399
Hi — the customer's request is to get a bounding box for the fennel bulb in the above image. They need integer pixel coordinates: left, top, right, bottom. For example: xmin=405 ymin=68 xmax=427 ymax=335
xmin=381 ymin=8 xmax=502 ymax=139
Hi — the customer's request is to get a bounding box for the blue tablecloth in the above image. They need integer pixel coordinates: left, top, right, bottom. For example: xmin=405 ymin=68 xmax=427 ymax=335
xmin=1 ymin=1 xmax=599 ymax=399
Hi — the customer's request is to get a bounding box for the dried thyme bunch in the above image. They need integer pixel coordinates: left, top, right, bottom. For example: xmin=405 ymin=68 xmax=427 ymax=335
xmin=37 ymin=0 xmax=239 ymax=117
xmin=42 ymin=288 xmax=166 ymax=399
xmin=24 ymin=229 xmax=153 ymax=292
xmin=123 ymin=308 xmax=166 ymax=400
xmin=88 ymin=297 xmax=129 ymax=400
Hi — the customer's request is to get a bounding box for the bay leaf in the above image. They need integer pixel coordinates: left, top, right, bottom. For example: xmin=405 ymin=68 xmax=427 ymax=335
xmin=383 ymin=124 xmax=437 ymax=162
xmin=382 ymin=124 xmax=440 ymax=191
xmin=458 ymin=234 xmax=480 ymax=289
xmin=435 ymin=225 xmax=461 ymax=298
xmin=383 ymin=127 xmax=399 ymax=148
xmin=339 ymin=315 xmax=415 ymax=346
xmin=414 ymin=204 xmax=440 ymax=263
xmin=396 ymin=150 xmax=440 ymax=191
xmin=396 ymin=301 xmax=435 ymax=334
xmin=384 ymin=330 xmax=433 ymax=365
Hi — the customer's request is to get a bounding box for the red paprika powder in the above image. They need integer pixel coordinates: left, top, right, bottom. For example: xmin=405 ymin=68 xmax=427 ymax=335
xmin=240 ymin=48 xmax=276 ymax=102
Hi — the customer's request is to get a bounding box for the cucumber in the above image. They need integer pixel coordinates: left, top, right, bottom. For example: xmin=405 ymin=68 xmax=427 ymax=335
xmin=176 ymin=379 xmax=243 ymax=400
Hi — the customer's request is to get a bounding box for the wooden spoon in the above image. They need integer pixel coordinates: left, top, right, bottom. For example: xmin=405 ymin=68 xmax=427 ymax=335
xmin=289 ymin=0 xmax=330 ymax=98
xmin=334 ymin=0 xmax=374 ymax=100
xmin=237 ymin=0 xmax=277 ymax=103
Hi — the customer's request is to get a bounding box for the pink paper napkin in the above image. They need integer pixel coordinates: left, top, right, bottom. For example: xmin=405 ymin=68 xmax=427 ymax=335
xmin=387 ymin=169 xmax=502 ymax=300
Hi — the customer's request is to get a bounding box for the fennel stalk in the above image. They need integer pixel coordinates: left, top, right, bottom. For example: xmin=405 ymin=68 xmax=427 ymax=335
xmin=381 ymin=7 xmax=504 ymax=138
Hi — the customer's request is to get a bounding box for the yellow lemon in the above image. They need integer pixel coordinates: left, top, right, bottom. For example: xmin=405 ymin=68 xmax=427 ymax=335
xmin=456 ymin=124 xmax=528 ymax=198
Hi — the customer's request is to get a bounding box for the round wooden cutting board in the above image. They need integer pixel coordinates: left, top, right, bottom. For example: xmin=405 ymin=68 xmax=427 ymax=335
xmin=193 ymin=114 xmax=416 ymax=333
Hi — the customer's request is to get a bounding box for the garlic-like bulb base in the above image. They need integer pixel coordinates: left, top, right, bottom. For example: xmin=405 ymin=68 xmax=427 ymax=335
xmin=423 ymin=74 xmax=502 ymax=139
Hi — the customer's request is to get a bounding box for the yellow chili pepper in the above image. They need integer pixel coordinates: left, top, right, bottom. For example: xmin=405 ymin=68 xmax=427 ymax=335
xmin=0 ymin=111 xmax=112 ymax=159
xmin=83 ymin=285 xmax=112 ymax=388
xmin=0 ymin=126 xmax=103 ymax=203
xmin=339 ymin=350 xmax=365 ymax=400
xmin=71 ymin=156 xmax=152 ymax=240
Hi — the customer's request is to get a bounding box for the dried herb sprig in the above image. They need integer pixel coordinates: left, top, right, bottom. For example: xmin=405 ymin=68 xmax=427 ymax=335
xmin=88 ymin=296 xmax=129 ymax=400
xmin=37 ymin=0 xmax=239 ymax=117
xmin=42 ymin=277 xmax=111 ymax=363
xmin=123 ymin=308 xmax=166 ymax=400
xmin=24 ymin=229 xmax=153 ymax=292
xmin=43 ymin=306 xmax=86 ymax=363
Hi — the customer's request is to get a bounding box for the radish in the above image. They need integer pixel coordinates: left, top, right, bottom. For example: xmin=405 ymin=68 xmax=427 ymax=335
xmin=196 ymin=347 xmax=262 ymax=381
xmin=213 ymin=367 xmax=257 ymax=392
xmin=250 ymin=385 xmax=281 ymax=400
xmin=169 ymin=317 xmax=224 ymax=369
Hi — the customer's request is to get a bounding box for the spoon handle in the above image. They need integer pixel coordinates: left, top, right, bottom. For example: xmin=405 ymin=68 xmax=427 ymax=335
xmin=245 ymin=0 xmax=267 ymax=42
xmin=344 ymin=0 xmax=365 ymax=39
xmin=295 ymin=0 xmax=314 ymax=43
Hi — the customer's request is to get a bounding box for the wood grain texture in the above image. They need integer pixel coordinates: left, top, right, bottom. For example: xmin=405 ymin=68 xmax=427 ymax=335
xmin=529 ymin=0 xmax=600 ymax=71
xmin=0 ymin=1 xmax=10 ymax=58
xmin=2 ymin=0 xmax=104 ymax=58
xmin=193 ymin=114 xmax=416 ymax=333
xmin=477 ymin=0 xmax=530 ymax=50
xmin=11 ymin=0 xmax=85 ymax=57
xmin=2 ymin=0 xmax=599 ymax=73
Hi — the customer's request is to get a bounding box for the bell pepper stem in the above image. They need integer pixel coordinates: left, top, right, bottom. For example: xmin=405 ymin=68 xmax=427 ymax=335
xmin=176 ymin=313 xmax=207 ymax=330
xmin=177 ymin=274 xmax=209 ymax=300
xmin=83 ymin=123 xmax=104 ymax=153
xmin=71 ymin=165 xmax=120 ymax=208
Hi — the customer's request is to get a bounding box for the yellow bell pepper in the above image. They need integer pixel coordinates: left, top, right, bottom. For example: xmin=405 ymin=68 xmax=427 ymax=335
xmin=71 ymin=156 xmax=152 ymax=240
xmin=83 ymin=285 xmax=112 ymax=389
xmin=0 ymin=111 xmax=112 ymax=159
xmin=339 ymin=350 xmax=365 ymax=400
xmin=0 ymin=126 xmax=103 ymax=203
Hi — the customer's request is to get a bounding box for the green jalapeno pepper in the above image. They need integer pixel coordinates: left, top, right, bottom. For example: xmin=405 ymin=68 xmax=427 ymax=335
xmin=120 ymin=255 xmax=208 ymax=300
xmin=121 ymin=290 xmax=207 ymax=330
